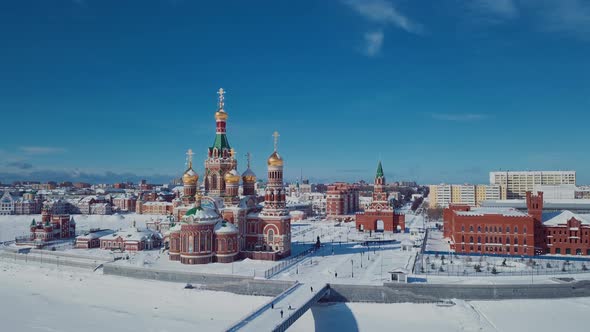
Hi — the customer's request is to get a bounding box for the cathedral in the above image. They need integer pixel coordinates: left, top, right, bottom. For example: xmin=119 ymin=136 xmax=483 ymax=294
xmin=167 ymin=88 xmax=291 ymax=264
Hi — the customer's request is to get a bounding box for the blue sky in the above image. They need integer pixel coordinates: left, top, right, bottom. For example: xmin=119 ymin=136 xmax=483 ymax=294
xmin=1 ymin=0 xmax=589 ymax=185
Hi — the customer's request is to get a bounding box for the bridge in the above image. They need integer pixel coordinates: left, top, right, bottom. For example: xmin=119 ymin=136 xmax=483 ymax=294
xmin=226 ymin=282 xmax=330 ymax=332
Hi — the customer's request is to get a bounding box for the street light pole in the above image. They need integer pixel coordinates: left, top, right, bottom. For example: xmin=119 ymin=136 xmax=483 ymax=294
xmin=351 ymin=259 xmax=354 ymax=278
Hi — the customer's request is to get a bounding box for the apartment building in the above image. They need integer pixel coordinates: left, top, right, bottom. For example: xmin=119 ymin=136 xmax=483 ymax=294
xmin=429 ymin=184 xmax=506 ymax=208
xmin=490 ymin=171 xmax=576 ymax=199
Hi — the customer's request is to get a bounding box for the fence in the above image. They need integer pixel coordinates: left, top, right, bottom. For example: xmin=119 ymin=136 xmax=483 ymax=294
xmin=415 ymin=251 xmax=590 ymax=277
xmin=263 ymin=244 xmax=316 ymax=279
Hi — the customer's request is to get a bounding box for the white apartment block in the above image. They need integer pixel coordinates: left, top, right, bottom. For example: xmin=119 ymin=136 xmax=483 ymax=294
xmin=429 ymin=184 xmax=506 ymax=208
xmin=490 ymin=171 xmax=576 ymax=199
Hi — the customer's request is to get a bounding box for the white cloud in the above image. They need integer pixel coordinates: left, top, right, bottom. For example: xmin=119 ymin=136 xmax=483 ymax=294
xmin=343 ymin=0 xmax=423 ymax=34
xmin=20 ymin=146 xmax=67 ymax=155
xmin=529 ymin=0 xmax=590 ymax=39
xmin=471 ymin=0 xmax=519 ymax=19
xmin=364 ymin=30 xmax=384 ymax=56
xmin=429 ymin=113 xmax=488 ymax=122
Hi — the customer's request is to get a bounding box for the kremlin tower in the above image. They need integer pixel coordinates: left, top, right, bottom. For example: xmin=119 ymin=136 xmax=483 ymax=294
xmin=356 ymin=161 xmax=405 ymax=233
xmin=205 ymin=88 xmax=237 ymax=197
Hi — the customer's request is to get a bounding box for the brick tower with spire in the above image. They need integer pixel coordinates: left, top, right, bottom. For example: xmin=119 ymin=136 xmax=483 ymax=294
xmin=356 ymin=161 xmax=405 ymax=233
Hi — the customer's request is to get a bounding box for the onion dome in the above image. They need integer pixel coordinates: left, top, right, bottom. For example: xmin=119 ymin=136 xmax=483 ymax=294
xmin=215 ymin=109 xmax=228 ymax=121
xmin=224 ymin=169 xmax=240 ymax=184
xmin=182 ymin=168 xmax=199 ymax=185
xmin=242 ymin=168 xmax=257 ymax=183
xmin=267 ymin=151 xmax=283 ymax=167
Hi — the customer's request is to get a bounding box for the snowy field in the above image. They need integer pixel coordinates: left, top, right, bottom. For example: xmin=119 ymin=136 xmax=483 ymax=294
xmin=290 ymin=297 xmax=590 ymax=332
xmin=0 ymin=260 xmax=269 ymax=332
xmin=2 ymin=258 xmax=589 ymax=332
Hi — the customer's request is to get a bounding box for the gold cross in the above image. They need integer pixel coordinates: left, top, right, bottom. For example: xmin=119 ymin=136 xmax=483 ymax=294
xmin=246 ymin=152 xmax=251 ymax=168
xmin=273 ymin=131 xmax=280 ymax=151
xmin=186 ymin=149 xmax=194 ymax=167
xmin=217 ymin=88 xmax=225 ymax=110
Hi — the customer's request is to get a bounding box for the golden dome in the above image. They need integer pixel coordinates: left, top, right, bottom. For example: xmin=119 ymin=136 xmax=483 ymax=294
xmin=182 ymin=168 xmax=199 ymax=185
xmin=267 ymin=151 xmax=283 ymax=167
xmin=224 ymin=170 xmax=240 ymax=184
xmin=215 ymin=110 xmax=228 ymax=121
xmin=242 ymin=168 xmax=257 ymax=183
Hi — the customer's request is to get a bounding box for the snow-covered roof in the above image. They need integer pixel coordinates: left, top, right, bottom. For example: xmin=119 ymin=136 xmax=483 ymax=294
xmin=455 ymin=207 xmax=527 ymax=217
xmin=100 ymin=228 xmax=159 ymax=242
xmin=77 ymin=229 xmax=115 ymax=240
xmin=184 ymin=205 xmax=221 ymax=224
xmin=214 ymin=221 xmax=238 ymax=234
xmin=543 ymin=210 xmax=590 ymax=226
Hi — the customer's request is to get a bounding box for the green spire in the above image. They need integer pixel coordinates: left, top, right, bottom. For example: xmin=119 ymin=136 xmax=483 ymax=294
xmin=30 ymin=219 xmax=36 ymax=226
xmin=376 ymin=161 xmax=384 ymax=178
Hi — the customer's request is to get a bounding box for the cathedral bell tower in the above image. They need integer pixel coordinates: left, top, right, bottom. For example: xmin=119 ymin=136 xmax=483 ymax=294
xmin=204 ymin=88 xmax=238 ymax=197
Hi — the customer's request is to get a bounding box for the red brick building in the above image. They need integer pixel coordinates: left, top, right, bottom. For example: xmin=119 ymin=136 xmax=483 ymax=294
xmin=356 ymin=162 xmax=405 ymax=233
xmin=445 ymin=191 xmax=590 ymax=256
xmin=20 ymin=205 xmax=76 ymax=247
xmin=327 ymin=182 xmax=360 ymax=218
xmin=544 ymin=211 xmax=590 ymax=256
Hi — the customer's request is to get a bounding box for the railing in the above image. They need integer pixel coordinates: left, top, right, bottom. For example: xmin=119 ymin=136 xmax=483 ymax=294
xmin=263 ymin=245 xmax=316 ymax=279
xmin=225 ymin=282 xmax=301 ymax=332
xmin=272 ymin=284 xmax=330 ymax=332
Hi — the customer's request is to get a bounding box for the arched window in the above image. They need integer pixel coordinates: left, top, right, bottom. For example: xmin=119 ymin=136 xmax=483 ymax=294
xmin=485 ymin=226 xmax=488 ymax=232
xmin=514 ymin=237 xmax=518 ymax=245
xmin=494 ymin=226 xmax=497 ymax=233
xmin=523 ymin=227 xmax=527 ymax=234
xmin=506 ymin=226 xmax=510 ymax=233
xmin=469 ymin=236 xmax=474 ymax=243
xmin=499 ymin=226 xmax=503 ymax=233
xmin=477 ymin=226 xmax=481 ymax=233
xmin=477 ymin=236 xmax=481 ymax=243
xmin=188 ymin=235 xmax=194 ymax=253
xmin=461 ymin=225 xmax=465 ymax=232
xmin=268 ymin=229 xmax=275 ymax=242
xmin=469 ymin=226 xmax=474 ymax=232
xmin=524 ymin=238 xmax=527 ymax=245
xmin=514 ymin=226 xmax=518 ymax=233
xmin=461 ymin=235 xmax=465 ymax=242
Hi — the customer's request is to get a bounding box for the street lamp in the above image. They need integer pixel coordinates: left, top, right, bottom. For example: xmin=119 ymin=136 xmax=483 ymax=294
xmin=351 ymin=259 xmax=354 ymax=278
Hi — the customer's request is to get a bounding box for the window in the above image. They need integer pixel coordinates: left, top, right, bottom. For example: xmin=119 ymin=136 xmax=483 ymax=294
xmin=506 ymin=226 xmax=510 ymax=233
xmin=268 ymin=229 xmax=275 ymax=242
xmin=524 ymin=238 xmax=527 ymax=245
xmin=477 ymin=226 xmax=481 ymax=232
xmin=499 ymin=226 xmax=503 ymax=233
xmin=566 ymin=248 xmax=571 ymax=255
xmin=514 ymin=238 xmax=518 ymax=245
xmin=477 ymin=236 xmax=481 ymax=244
xmin=469 ymin=236 xmax=474 ymax=243
xmin=556 ymin=248 xmax=561 ymax=254
xmin=514 ymin=226 xmax=518 ymax=233
xmin=470 ymin=226 xmax=474 ymax=232
xmin=524 ymin=227 xmax=527 ymax=234
xmin=576 ymin=248 xmax=581 ymax=255
xmin=485 ymin=226 xmax=488 ymax=232
xmin=461 ymin=225 xmax=465 ymax=232
xmin=494 ymin=226 xmax=497 ymax=233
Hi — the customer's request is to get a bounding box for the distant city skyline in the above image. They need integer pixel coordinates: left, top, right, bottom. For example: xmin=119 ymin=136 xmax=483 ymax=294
xmin=1 ymin=0 xmax=589 ymax=184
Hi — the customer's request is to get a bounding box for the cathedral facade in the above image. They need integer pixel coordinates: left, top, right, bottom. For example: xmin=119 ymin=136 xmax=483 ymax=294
xmin=167 ymin=89 xmax=291 ymax=264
